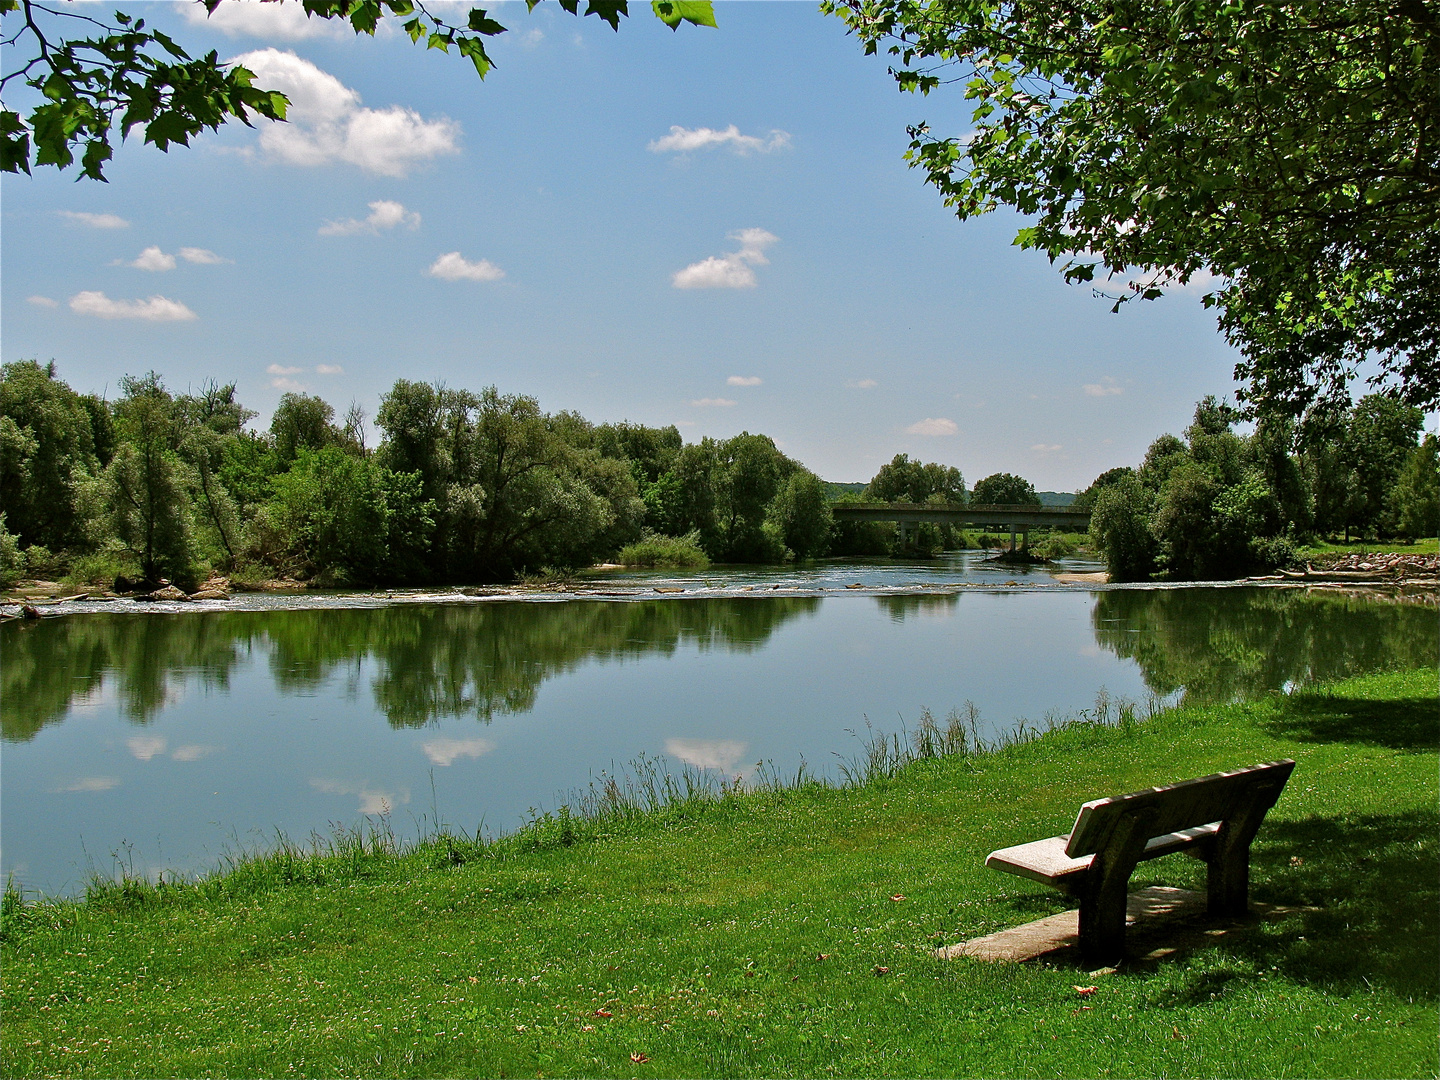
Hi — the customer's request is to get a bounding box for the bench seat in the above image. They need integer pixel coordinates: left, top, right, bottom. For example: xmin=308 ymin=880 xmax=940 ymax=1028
xmin=987 ymin=823 xmax=1221 ymax=891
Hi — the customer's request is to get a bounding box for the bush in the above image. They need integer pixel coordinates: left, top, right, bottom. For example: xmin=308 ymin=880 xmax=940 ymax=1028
xmin=615 ymin=530 xmax=710 ymax=569
xmin=0 ymin=515 xmax=21 ymax=588
xmin=1030 ymin=533 xmax=1078 ymax=560
xmin=64 ymin=547 xmax=135 ymax=587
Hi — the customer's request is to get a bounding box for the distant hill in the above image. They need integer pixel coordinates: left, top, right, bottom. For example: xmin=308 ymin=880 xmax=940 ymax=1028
xmin=822 ymin=482 xmax=868 ymax=501
xmin=823 ymin=482 xmax=1077 ymax=506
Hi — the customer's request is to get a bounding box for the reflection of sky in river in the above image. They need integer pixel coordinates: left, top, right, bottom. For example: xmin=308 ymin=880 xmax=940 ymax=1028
xmin=4 ymin=580 xmax=1431 ymax=895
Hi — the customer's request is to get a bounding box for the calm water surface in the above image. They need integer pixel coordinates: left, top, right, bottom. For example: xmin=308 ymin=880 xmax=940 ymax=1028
xmin=3 ymin=554 xmax=1432 ymax=894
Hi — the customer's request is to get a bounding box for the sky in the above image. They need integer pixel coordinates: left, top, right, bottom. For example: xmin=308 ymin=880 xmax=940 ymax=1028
xmin=1 ymin=0 xmax=1248 ymax=489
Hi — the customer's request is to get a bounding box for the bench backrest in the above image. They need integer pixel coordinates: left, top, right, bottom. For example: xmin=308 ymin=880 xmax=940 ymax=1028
xmin=1064 ymin=759 xmax=1295 ymax=859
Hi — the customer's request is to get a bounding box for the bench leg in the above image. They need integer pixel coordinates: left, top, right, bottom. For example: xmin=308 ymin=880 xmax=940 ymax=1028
xmin=1206 ymin=785 xmax=1284 ymax=918
xmin=1078 ymin=810 xmax=1153 ymax=967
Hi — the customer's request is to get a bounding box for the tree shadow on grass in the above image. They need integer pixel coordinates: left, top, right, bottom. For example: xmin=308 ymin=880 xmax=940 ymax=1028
xmin=1154 ymin=808 xmax=1439 ymax=1002
xmin=1261 ymin=694 xmax=1439 ymax=751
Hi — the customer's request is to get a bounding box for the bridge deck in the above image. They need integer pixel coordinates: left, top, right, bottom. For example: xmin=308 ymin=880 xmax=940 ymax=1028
xmin=830 ymin=502 xmax=1090 ymax=528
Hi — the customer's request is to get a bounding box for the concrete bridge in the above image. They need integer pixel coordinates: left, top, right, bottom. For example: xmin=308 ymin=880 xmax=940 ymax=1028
xmin=830 ymin=502 xmax=1090 ymax=550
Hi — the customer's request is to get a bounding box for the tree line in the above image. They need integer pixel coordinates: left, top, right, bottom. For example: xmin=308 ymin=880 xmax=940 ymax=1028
xmin=1083 ymin=395 xmax=1437 ymax=581
xmin=3 ymin=362 xmax=1432 ymax=590
xmin=0 ymin=361 xmax=848 ymax=588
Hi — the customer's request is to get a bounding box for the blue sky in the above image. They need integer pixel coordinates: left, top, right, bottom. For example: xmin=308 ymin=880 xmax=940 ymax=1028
xmin=1 ymin=0 xmax=1245 ymax=488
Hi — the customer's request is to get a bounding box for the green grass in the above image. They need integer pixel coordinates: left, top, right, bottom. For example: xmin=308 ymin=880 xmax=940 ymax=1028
xmin=1294 ymin=537 xmax=1439 ymax=558
xmin=3 ymin=670 xmax=1436 ymax=1078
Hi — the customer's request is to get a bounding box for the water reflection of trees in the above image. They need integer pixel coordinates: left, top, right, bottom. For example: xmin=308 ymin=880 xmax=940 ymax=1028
xmin=1092 ymin=587 xmax=1438 ymax=703
xmin=873 ymin=593 xmax=960 ymax=621
xmin=1 ymin=598 xmax=819 ymax=740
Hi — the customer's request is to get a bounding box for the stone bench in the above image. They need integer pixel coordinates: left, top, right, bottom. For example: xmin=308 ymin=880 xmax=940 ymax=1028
xmin=985 ymin=760 xmax=1296 ymax=965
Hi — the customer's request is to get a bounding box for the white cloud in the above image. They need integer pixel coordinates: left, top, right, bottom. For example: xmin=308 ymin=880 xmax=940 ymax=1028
xmin=129 ymin=246 xmax=177 ymax=271
xmin=69 ymin=291 xmax=197 ymax=322
xmin=690 ymin=397 xmax=736 ymax=408
xmin=847 ymin=378 xmax=878 ymax=389
xmin=231 ymin=49 xmax=459 ymax=177
xmin=58 ymin=210 xmax=128 ymax=229
xmin=519 ymin=28 xmax=545 ymax=47
xmin=906 ymin=417 xmax=958 ymax=436
xmin=180 ymin=247 xmax=230 ymax=264
xmin=649 ymin=125 xmax=791 ymax=155
xmin=27 ymin=295 xmax=58 ymax=308
xmin=267 ymin=364 xmax=307 ymax=391
xmin=727 ymin=375 xmax=762 ymax=387
xmin=664 ymin=738 xmax=748 ymax=774
xmin=127 ymin=735 xmax=167 ymax=760
xmin=319 ymin=199 xmax=421 ymax=236
xmin=315 ymin=364 xmax=344 ymax=375
xmin=1082 ymin=377 xmax=1125 ymax=397
xmin=420 ymin=737 xmax=495 ymax=766
xmin=310 ymin=777 xmax=410 ymax=815
xmin=672 ymin=228 xmax=778 ymax=289
xmin=53 ymin=777 xmax=120 ymax=793
xmin=185 ymin=0 xmax=349 ymax=40
xmin=428 ymin=251 xmax=504 ymax=281
xmin=1030 ymin=443 xmax=1063 ymax=454
xmin=171 ymin=744 xmax=219 ymax=762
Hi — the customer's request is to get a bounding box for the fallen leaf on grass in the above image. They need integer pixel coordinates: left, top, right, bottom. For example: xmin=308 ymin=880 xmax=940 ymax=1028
xmin=890 ymin=894 xmax=906 ymax=902
xmin=630 ymin=1052 xmax=650 ymax=1064
xmin=595 ymin=1009 xmax=613 ymax=1018
xmin=873 ymin=966 xmax=891 ymax=976
xmin=467 ymin=975 xmax=479 ymax=983
xmin=1073 ymin=985 xmax=1098 ymax=996
xmin=816 ymin=953 xmax=830 ymax=961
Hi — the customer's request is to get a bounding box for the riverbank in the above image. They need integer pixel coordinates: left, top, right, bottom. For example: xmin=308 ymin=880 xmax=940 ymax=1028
xmin=3 ymin=668 xmax=1434 ymax=1078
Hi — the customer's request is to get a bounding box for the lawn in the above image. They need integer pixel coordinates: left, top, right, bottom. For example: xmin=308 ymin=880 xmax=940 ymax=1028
xmin=1294 ymin=538 xmax=1439 ymax=558
xmin=3 ymin=669 xmax=1436 ymax=1078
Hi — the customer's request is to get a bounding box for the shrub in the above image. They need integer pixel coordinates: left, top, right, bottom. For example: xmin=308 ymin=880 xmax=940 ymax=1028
xmin=615 ymin=530 xmax=710 ymax=569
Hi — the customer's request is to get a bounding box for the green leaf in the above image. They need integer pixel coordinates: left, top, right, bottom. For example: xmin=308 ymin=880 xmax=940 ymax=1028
xmin=467 ymin=8 xmax=507 ymax=35
xmin=651 ymin=1 xmax=715 ymax=30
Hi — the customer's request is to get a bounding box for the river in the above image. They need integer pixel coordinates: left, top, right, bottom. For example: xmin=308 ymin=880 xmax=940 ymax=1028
xmin=3 ymin=552 xmax=1432 ymax=895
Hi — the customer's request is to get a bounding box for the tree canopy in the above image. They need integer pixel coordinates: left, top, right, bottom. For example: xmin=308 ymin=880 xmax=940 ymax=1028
xmin=1 ymin=0 xmax=715 ymax=180
xmin=827 ymin=0 xmax=1440 ymax=415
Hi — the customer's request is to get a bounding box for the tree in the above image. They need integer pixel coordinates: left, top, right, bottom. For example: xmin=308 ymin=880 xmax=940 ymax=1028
xmin=1073 ymin=466 xmax=1134 ymax=511
xmin=1088 ymin=474 xmax=1155 ymax=581
xmin=176 ymin=380 xmax=254 ymax=565
xmin=1347 ymin=393 xmax=1423 ymax=537
xmin=0 ymin=359 xmax=101 ymax=551
xmin=270 ymin=391 xmax=337 ymax=465
xmin=2 ymin=0 xmax=716 ymax=180
xmin=1389 ymin=434 xmax=1439 ymax=541
xmin=107 ymin=372 xmax=193 ymax=583
xmin=767 ymin=471 xmax=834 ymax=559
xmin=711 ymin=433 xmax=791 ymax=562
xmin=865 ymin=453 xmax=965 ymax=503
xmin=971 ymin=472 xmax=1039 ymax=506
xmin=827 ymin=0 xmax=1439 ymax=414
